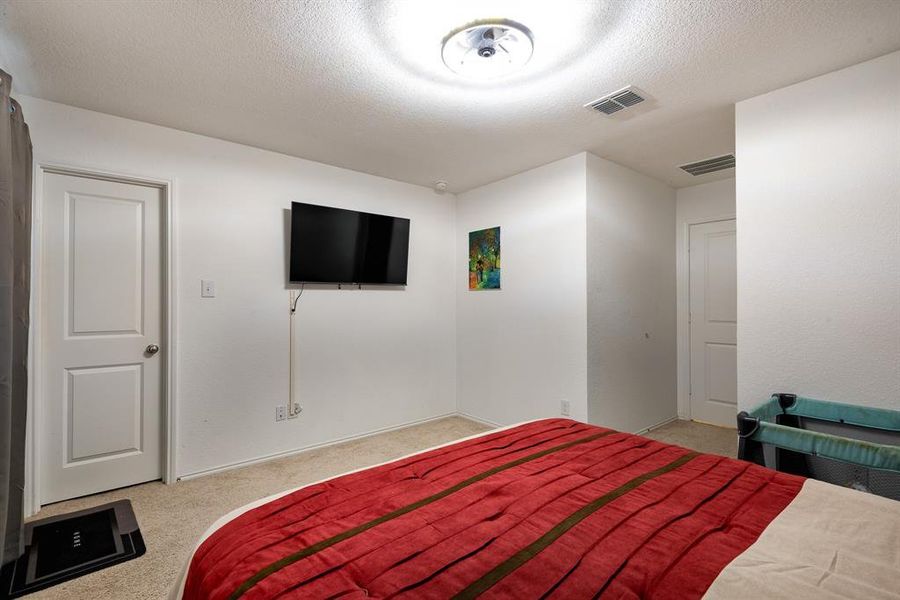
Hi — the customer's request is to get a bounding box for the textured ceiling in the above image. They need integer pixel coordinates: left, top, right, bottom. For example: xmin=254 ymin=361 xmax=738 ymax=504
xmin=1 ymin=0 xmax=899 ymax=192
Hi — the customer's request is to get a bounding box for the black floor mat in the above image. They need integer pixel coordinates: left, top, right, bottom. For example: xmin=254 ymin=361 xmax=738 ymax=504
xmin=1 ymin=499 xmax=144 ymax=598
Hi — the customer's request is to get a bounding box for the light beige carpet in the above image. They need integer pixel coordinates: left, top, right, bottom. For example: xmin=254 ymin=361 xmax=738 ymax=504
xmin=26 ymin=416 xmax=735 ymax=599
xmin=643 ymin=419 xmax=737 ymax=458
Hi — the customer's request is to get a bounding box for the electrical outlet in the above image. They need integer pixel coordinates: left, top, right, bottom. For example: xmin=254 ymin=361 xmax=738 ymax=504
xmin=560 ymin=399 xmax=571 ymax=417
xmin=287 ymin=403 xmax=302 ymax=418
xmin=275 ymin=405 xmax=286 ymax=421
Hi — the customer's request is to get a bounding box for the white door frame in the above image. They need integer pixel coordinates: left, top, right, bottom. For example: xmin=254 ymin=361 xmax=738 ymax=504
xmin=676 ymin=214 xmax=735 ymax=421
xmin=26 ymin=161 xmax=178 ymax=515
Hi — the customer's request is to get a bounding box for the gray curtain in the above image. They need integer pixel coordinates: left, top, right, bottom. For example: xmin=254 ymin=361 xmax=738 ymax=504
xmin=0 ymin=69 xmax=32 ymax=569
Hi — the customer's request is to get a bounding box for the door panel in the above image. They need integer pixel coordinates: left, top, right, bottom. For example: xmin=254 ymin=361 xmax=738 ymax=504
xmin=42 ymin=172 xmax=163 ymax=504
xmin=704 ymin=343 xmax=737 ymax=407
xmin=67 ymin=364 xmax=142 ymax=463
xmin=703 ymin=232 xmax=737 ymax=323
xmin=68 ymin=193 xmax=144 ymax=336
xmin=689 ymin=220 xmax=737 ymax=428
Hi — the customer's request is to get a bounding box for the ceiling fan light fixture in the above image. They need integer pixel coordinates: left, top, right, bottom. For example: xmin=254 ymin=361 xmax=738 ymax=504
xmin=441 ymin=19 xmax=534 ymax=80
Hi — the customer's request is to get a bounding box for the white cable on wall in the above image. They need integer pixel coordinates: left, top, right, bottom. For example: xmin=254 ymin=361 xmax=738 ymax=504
xmin=288 ymin=286 xmax=304 ymax=417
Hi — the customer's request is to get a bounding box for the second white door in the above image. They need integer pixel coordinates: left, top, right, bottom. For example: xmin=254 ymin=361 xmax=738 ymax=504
xmin=689 ymin=219 xmax=737 ymax=428
xmin=41 ymin=172 xmax=164 ymax=504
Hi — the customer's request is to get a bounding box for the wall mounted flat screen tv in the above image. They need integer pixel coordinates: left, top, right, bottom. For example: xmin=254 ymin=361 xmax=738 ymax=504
xmin=289 ymin=202 xmax=410 ymax=285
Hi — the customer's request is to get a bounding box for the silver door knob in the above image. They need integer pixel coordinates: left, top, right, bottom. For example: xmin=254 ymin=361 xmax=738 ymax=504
xmin=146 ymin=344 xmax=160 ymax=355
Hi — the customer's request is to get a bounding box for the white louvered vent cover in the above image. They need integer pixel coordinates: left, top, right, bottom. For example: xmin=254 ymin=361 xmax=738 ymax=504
xmin=679 ymin=154 xmax=736 ymax=176
xmin=584 ymin=87 xmax=646 ymax=115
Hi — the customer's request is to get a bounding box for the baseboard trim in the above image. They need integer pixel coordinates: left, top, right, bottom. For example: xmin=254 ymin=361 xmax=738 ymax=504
xmin=178 ymin=411 xmax=458 ymax=481
xmin=179 ymin=411 xmax=674 ymax=482
xmin=634 ymin=415 xmax=680 ymax=436
xmin=456 ymin=412 xmax=503 ymax=428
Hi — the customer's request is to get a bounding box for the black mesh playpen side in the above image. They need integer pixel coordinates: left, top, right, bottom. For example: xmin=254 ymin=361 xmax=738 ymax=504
xmin=737 ymin=394 xmax=900 ymax=500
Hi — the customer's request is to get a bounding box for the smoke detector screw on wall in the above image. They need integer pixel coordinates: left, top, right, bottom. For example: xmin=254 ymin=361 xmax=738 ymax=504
xmin=441 ymin=20 xmax=534 ymax=80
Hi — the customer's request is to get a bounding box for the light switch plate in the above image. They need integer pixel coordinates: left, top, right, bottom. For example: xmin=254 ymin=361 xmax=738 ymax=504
xmin=201 ymin=280 xmax=216 ymax=298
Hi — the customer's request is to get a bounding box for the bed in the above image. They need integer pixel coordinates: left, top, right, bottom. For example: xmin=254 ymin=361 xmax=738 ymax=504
xmin=174 ymin=419 xmax=900 ymax=599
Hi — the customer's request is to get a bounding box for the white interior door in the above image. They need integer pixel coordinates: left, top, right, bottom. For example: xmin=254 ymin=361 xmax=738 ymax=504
xmin=689 ymin=219 xmax=737 ymax=428
xmin=41 ymin=172 xmax=164 ymax=504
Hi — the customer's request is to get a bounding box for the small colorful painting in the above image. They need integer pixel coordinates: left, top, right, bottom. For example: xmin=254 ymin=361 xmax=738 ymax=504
xmin=469 ymin=226 xmax=501 ymax=290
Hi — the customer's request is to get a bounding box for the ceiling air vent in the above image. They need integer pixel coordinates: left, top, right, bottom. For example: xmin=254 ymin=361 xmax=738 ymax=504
xmin=584 ymin=87 xmax=646 ymax=115
xmin=679 ymin=154 xmax=736 ymax=176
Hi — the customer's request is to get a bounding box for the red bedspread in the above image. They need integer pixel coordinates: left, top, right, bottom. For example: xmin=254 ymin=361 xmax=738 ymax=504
xmin=182 ymin=419 xmax=803 ymax=599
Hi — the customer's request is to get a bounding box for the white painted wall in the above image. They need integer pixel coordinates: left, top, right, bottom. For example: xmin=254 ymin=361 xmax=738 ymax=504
xmin=455 ymin=153 xmax=677 ymax=432
xmin=22 ymin=92 xmax=686 ymax=490
xmin=586 ymin=154 xmax=677 ymax=432
xmin=736 ymin=51 xmax=900 ymax=411
xmin=675 ymin=178 xmax=735 ymax=418
xmin=456 ymin=154 xmax=589 ymax=425
xmin=21 ymin=96 xmax=458 ymax=478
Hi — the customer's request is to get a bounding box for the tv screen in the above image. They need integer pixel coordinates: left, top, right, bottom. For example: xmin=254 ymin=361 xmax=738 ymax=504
xmin=289 ymin=202 xmax=410 ymax=285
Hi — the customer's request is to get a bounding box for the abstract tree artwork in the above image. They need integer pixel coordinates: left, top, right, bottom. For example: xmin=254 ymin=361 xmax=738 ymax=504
xmin=469 ymin=226 xmax=501 ymax=290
